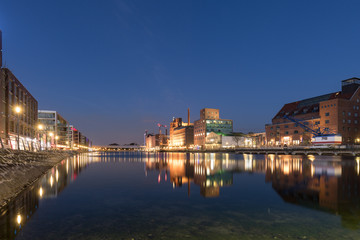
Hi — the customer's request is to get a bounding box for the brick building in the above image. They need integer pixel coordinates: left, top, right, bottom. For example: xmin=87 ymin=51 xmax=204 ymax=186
xmin=0 ymin=68 xmax=38 ymax=149
xmin=266 ymin=78 xmax=360 ymax=146
xmin=169 ymin=110 xmax=194 ymax=148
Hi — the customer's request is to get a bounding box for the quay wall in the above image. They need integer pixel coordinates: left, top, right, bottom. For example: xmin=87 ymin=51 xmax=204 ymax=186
xmin=159 ymin=148 xmax=360 ymax=156
xmin=0 ymin=149 xmax=76 ymax=207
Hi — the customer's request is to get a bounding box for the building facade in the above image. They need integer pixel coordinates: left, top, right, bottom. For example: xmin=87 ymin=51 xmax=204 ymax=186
xmin=0 ymin=68 xmax=38 ymax=150
xmin=266 ymin=78 xmax=360 ymax=146
xmin=169 ymin=117 xmax=194 ymax=148
xmin=38 ymin=111 xmax=92 ymax=150
xmin=146 ymin=133 xmax=168 ymax=150
xmin=38 ymin=110 xmax=69 ymax=149
xmin=194 ymin=108 xmax=233 ymax=148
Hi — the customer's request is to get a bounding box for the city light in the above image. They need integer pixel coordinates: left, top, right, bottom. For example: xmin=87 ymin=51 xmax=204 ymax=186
xmin=39 ymin=187 xmax=43 ymax=197
xmin=38 ymin=124 xmax=44 ymax=130
xmin=49 ymin=132 xmax=54 ymax=137
xmin=17 ymin=214 xmax=22 ymax=225
xmin=14 ymin=106 xmax=21 ymax=113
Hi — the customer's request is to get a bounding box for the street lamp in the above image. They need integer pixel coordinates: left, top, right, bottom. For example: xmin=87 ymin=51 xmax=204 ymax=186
xmin=49 ymin=132 xmax=54 ymax=150
xmin=37 ymin=124 xmax=44 ymax=150
xmin=55 ymin=135 xmax=59 ymax=149
xmin=14 ymin=106 xmax=22 ymax=150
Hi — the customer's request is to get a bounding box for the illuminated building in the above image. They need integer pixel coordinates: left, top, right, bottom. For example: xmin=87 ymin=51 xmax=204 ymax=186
xmin=38 ymin=111 xmax=92 ymax=150
xmin=194 ymin=108 xmax=233 ymax=148
xmin=0 ymin=68 xmax=38 ymax=149
xmin=145 ymin=133 xmax=168 ymax=150
xmin=38 ymin=110 xmax=70 ymax=149
xmin=266 ymin=78 xmax=360 ymax=145
xmin=169 ymin=109 xmax=194 ymax=148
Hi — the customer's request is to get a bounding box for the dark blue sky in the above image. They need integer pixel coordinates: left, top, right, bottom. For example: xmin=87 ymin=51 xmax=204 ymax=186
xmin=1 ymin=0 xmax=360 ymax=145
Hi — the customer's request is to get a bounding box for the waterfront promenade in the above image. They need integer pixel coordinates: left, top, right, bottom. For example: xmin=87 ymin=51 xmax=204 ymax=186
xmin=160 ymin=146 xmax=360 ymax=156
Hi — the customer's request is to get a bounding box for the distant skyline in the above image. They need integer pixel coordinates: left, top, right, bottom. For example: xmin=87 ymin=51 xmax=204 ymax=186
xmin=1 ymin=0 xmax=360 ymax=145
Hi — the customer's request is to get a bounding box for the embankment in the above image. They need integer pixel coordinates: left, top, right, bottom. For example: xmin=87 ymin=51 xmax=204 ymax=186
xmin=0 ymin=149 xmax=76 ymax=207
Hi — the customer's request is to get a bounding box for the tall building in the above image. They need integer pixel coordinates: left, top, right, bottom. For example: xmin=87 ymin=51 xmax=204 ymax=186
xmin=266 ymin=78 xmax=360 ymax=146
xmin=194 ymin=108 xmax=233 ymax=148
xmin=0 ymin=68 xmax=38 ymax=149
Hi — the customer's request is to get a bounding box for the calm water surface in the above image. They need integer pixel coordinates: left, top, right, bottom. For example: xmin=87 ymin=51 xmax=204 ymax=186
xmin=1 ymin=152 xmax=360 ymax=239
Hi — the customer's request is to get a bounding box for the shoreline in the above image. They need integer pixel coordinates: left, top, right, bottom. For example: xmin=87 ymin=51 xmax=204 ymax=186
xmin=0 ymin=149 xmax=77 ymax=208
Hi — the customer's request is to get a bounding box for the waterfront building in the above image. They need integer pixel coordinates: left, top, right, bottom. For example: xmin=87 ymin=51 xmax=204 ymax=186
xmin=266 ymin=78 xmax=360 ymax=146
xmin=205 ymin=132 xmax=265 ymax=149
xmin=145 ymin=133 xmax=168 ymax=151
xmin=0 ymin=68 xmax=38 ymax=150
xmin=169 ymin=109 xmax=194 ymax=148
xmin=38 ymin=111 xmax=92 ymax=150
xmin=38 ymin=110 xmax=70 ymax=149
xmin=194 ymin=108 xmax=233 ymax=148
xmin=68 ymin=125 xmax=92 ymax=150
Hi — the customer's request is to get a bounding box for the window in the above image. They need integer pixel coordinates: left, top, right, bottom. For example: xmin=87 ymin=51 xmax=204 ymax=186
xmin=315 ymin=121 xmax=320 ymax=125
xmin=325 ymin=112 xmax=330 ymax=116
xmin=355 ymin=120 xmax=358 ymax=124
xmin=285 ymin=131 xmax=289 ymax=135
xmin=325 ymin=120 xmax=330 ymax=124
xmin=343 ymin=111 xmax=345 ymax=116
xmin=343 ymin=119 xmax=346 ymax=123
xmin=348 ymin=127 xmax=351 ymax=131
xmin=285 ymin=125 xmax=288 ymax=128
xmin=348 ymin=120 xmax=351 ymax=124
xmin=348 ymin=112 xmax=351 ymax=116
xmin=356 ymin=113 xmax=359 ymax=117
xmin=294 ymin=130 xmax=299 ymax=134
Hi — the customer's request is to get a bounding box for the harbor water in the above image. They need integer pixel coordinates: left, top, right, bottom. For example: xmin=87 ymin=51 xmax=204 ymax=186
xmin=1 ymin=152 xmax=360 ymax=239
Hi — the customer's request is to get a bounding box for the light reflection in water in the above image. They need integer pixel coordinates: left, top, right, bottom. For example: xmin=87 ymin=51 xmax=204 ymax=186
xmin=1 ymin=152 xmax=360 ymax=239
xmin=0 ymin=153 xmax=92 ymax=240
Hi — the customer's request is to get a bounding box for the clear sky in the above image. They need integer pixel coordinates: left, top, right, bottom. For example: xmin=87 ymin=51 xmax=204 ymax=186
xmin=1 ymin=0 xmax=360 ymax=145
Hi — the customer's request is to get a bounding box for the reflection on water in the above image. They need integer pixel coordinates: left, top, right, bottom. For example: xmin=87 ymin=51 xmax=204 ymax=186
xmin=0 ymin=154 xmax=92 ymax=240
xmin=144 ymin=153 xmax=265 ymax=198
xmin=266 ymin=154 xmax=360 ymax=230
xmin=0 ymin=152 xmax=360 ymax=239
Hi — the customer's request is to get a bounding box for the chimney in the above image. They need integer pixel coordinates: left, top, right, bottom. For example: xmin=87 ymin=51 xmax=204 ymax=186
xmin=0 ymin=30 xmax=2 ymax=67
xmin=188 ymin=108 xmax=190 ymax=125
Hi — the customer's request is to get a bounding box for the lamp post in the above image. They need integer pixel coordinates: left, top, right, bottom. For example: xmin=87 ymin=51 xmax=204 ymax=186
xmin=55 ymin=135 xmax=59 ymax=149
xmin=49 ymin=132 xmax=54 ymax=150
xmin=38 ymin=124 xmax=44 ymax=151
xmin=14 ymin=106 xmax=22 ymax=150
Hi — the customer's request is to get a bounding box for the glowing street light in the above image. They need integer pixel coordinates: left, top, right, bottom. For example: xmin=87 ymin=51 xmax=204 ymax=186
xmin=17 ymin=214 xmax=21 ymax=225
xmin=37 ymin=124 xmax=44 ymax=150
xmin=14 ymin=106 xmax=22 ymax=150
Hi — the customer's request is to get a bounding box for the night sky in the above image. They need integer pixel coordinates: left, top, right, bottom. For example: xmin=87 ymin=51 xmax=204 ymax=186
xmin=0 ymin=0 xmax=360 ymax=145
